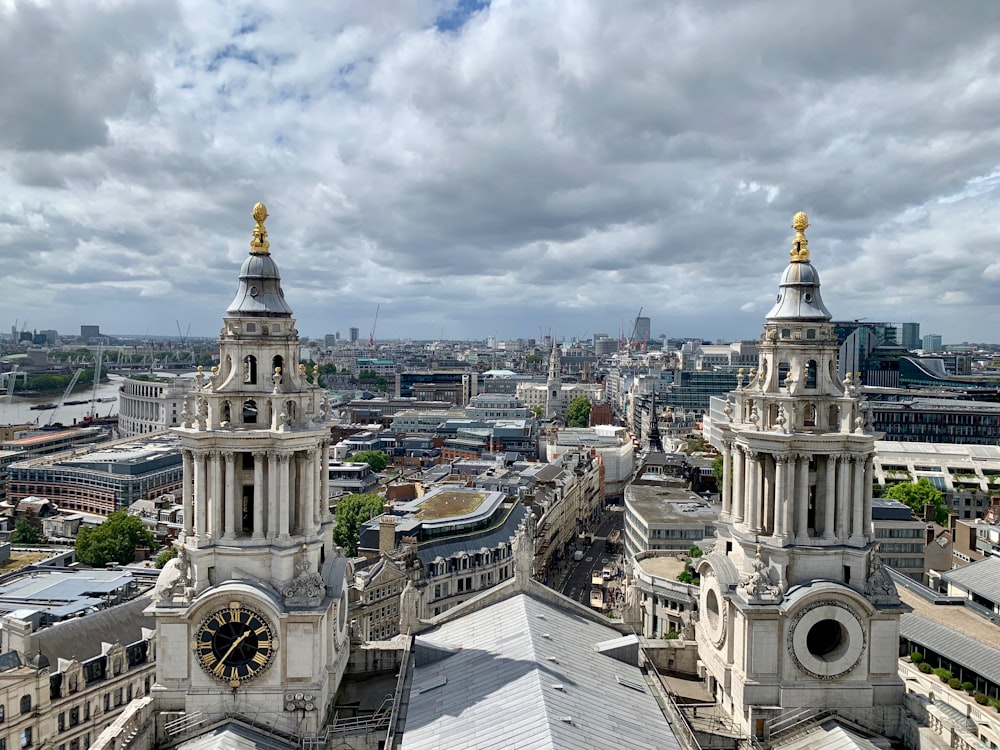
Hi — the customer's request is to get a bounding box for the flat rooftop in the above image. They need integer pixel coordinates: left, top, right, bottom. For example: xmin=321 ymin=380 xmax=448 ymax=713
xmin=626 ymin=482 xmax=718 ymax=526
xmin=634 ymin=555 xmax=687 ymax=580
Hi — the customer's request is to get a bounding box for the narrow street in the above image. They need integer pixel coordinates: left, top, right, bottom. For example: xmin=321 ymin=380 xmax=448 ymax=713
xmin=552 ymin=509 xmax=625 ymax=610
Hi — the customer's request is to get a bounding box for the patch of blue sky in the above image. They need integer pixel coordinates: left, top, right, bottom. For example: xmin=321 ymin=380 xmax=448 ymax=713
xmin=207 ymin=44 xmax=260 ymax=72
xmin=434 ymin=0 xmax=489 ymax=33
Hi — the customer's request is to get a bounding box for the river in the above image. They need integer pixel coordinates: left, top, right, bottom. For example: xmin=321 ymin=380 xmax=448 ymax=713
xmin=1 ymin=375 xmax=124 ymax=429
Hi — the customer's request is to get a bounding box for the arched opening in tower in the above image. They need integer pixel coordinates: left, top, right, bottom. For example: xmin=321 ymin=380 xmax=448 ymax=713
xmin=243 ymin=399 xmax=258 ymax=424
xmin=244 ymin=355 xmax=257 ymax=385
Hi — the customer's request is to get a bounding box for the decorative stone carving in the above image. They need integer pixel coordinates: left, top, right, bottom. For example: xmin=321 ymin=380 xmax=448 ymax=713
xmin=195 ymin=397 xmax=208 ymax=430
xmin=282 ymin=545 xmax=326 ymax=607
xmin=156 ymin=546 xmax=195 ymax=605
xmin=513 ymin=512 xmax=537 ymax=586
xmin=272 ymin=367 xmax=283 ymax=394
xmin=724 ymin=396 xmax=734 ymax=422
xmin=180 ymin=398 xmax=193 ymax=429
xmin=738 ymin=546 xmax=783 ymax=603
xmin=399 ymin=578 xmax=422 ymax=634
xmin=864 ymin=547 xmax=900 ymax=606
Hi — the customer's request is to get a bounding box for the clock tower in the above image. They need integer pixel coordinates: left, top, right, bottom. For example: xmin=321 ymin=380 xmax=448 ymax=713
xmin=150 ymin=203 xmax=350 ymax=735
xmin=696 ymin=214 xmax=905 ymax=740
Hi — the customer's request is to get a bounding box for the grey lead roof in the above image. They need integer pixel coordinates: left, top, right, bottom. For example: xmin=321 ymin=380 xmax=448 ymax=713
xmin=401 ymin=592 xmax=681 ymax=750
xmin=174 ymin=721 xmax=297 ymax=750
xmin=766 ymin=260 xmax=833 ymax=322
xmin=227 ymin=252 xmax=293 ymax=317
xmin=899 ymin=613 xmax=1000 ymax=687
xmin=31 ymin=595 xmax=154 ymax=666
xmin=941 ymin=556 xmax=1000 ymax=604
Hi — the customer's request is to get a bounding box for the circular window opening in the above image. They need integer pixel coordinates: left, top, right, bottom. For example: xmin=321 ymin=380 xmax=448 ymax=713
xmin=776 ymin=293 xmax=782 ymax=303
xmin=705 ymin=588 xmax=720 ymax=630
xmin=804 ymin=292 xmax=813 ymax=303
xmin=806 ymin=618 xmax=848 ymax=661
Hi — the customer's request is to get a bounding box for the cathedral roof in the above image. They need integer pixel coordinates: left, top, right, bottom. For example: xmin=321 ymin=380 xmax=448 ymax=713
xmin=227 ymin=203 xmax=294 ymax=318
xmin=765 ymin=212 xmax=833 ymax=322
xmin=402 ymin=592 xmax=682 ymax=750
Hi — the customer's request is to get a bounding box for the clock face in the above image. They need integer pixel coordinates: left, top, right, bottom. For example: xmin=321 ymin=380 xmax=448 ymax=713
xmin=194 ymin=604 xmax=276 ymax=686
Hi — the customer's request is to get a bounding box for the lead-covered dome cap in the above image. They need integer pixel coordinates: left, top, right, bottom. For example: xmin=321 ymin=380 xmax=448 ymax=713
xmin=227 ymin=202 xmax=294 ymax=317
xmin=765 ymin=212 xmax=832 ymax=322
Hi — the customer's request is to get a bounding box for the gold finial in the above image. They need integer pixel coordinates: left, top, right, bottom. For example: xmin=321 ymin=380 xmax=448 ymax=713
xmin=790 ymin=211 xmax=810 ymax=262
xmin=251 ymin=202 xmax=270 ymax=255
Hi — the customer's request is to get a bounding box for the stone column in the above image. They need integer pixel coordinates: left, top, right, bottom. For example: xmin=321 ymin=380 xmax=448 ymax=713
xmin=747 ymin=452 xmax=761 ymax=533
xmin=782 ymin=455 xmax=795 ymax=541
xmin=278 ymin=452 xmax=291 ymax=539
xmin=320 ymin=441 xmax=331 ymax=522
xmin=850 ymin=455 xmax=865 ymax=543
xmin=181 ymin=449 xmax=194 ymax=538
xmin=731 ymin=445 xmax=744 ymax=525
xmin=252 ymin=451 xmax=265 ymax=540
xmin=773 ymin=455 xmax=788 ymax=539
xmin=210 ymin=451 xmax=224 ymax=539
xmin=823 ymin=454 xmax=837 ymax=540
xmin=836 ymin=453 xmax=850 ymax=538
xmin=796 ymin=454 xmax=810 ymax=541
xmin=267 ymin=451 xmax=279 ymax=540
xmin=863 ymin=457 xmax=874 ymax=541
xmin=721 ymin=442 xmax=733 ymax=519
xmin=305 ymin=449 xmax=317 ymax=532
xmin=762 ymin=455 xmax=774 ymax=535
xmin=194 ymin=452 xmax=207 ymax=540
xmin=223 ymin=451 xmax=237 ymax=540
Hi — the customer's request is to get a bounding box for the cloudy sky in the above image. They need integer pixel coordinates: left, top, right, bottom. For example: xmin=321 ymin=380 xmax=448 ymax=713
xmin=2 ymin=0 xmax=1000 ymax=346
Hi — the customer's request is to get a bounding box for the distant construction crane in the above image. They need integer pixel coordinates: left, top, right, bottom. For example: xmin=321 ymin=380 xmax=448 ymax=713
xmin=369 ymin=304 xmax=380 ymax=352
xmin=89 ymin=343 xmax=104 ymax=419
xmin=46 ymin=368 xmax=83 ymax=426
xmin=4 ymin=364 xmax=19 ymax=402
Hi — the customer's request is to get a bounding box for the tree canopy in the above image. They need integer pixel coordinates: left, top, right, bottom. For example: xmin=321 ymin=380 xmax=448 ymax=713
xmin=11 ymin=516 xmax=41 ymax=545
xmin=333 ymin=493 xmax=385 ymax=557
xmin=346 ymin=450 xmax=390 ymax=472
xmin=74 ymin=511 xmax=156 ymax=567
xmin=155 ymin=546 xmax=179 ymax=569
xmin=884 ymin=478 xmax=948 ymax=525
xmin=565 ymin=396 xmax=592 ymax=427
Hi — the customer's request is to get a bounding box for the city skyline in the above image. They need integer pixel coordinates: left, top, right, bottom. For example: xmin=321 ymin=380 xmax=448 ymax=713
xmin=2 ymin=2 xmax=999 ymax=343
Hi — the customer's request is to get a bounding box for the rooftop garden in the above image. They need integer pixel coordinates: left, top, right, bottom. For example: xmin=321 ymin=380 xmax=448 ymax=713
xmin=415 ymin=490 xmax=490 ymax=520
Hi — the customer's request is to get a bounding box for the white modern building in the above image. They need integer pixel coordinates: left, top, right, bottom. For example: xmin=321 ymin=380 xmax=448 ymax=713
xmin=118 ymin=373 xmax=198 ymax=437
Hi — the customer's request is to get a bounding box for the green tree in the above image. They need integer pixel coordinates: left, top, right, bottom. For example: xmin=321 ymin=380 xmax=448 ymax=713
xmin=529 ymin=406 xmax=544 ymax=419
xmin=11 ymin=516 xmax=41 ymax=544
xmin=711 ymin=455 xmax=724 ymax=486
xmin=155 ymin=546 xmax=179 ymax=568
xmin=565 ymin=396 xmax=592 ymax=428
xmin=884 ymin=478 xmax=948 ymax=524
xmin=347 ymin=450 xmax=390 ymax=472
xmin=74 ymin=511 xmax=156 ymax=567
xmin=333 ymin=493 xmax=385 ymax=556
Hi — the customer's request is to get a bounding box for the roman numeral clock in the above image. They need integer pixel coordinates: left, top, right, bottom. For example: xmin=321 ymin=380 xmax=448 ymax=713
xmin=194 ymin=603 xmax=277 ymax=687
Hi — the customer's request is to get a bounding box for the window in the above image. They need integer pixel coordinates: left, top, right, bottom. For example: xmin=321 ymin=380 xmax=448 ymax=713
xmin=58 ymin=712 xmax=65 ymax=731
xmin=0 ymin=703 xmax=4 ymax=722
xmin=69 ymin=707 xmax=79 ymax=727
xmin=21 ymin=728 xmax=31 ymax=747
xmin=19 ymin=695 xmax=31 ymax=715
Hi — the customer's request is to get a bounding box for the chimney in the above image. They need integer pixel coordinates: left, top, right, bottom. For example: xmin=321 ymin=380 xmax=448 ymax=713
xmin=379 ymin=515 xmax=398 ymax=555
xmin=1 ymin=614 xmax=34 ymax=656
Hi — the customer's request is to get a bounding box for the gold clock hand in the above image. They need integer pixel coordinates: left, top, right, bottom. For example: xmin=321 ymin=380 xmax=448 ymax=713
xmin=213 ymin=630 xmax=251 ymax=675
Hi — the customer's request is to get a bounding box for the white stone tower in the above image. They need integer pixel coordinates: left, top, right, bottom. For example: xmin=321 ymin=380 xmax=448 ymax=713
xmin=150 ymin=203 xmax=350 ymax=735
xmin=696 ymin=213 xmax=904 ymax=739
xmin=545 ymin=339 xmax=562 ymax=417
